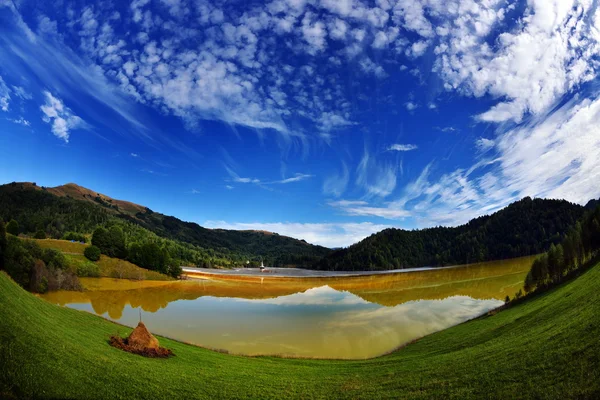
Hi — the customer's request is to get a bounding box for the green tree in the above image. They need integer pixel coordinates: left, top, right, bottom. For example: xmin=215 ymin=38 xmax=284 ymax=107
xmin=34 ymin=229 xmax=46 ymax=239
xmin=91 ymin=227 xmax=109 ymax=250
xmin=6 ymin=219 xmax=19 ymax=236
xmin=84 ymin=245 xmax=101 ymax=262
xmin=108 ymin=226 xmax=127 ymax=259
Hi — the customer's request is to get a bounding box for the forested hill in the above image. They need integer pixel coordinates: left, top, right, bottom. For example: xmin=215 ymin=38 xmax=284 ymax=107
xmin=313 ymin=197 xmax=587 ymax=271
xmin=0 ymin=182 xmax=331 ymax=267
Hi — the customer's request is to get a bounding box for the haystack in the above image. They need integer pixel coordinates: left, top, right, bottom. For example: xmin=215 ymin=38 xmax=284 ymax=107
xmin=127 ymin=322 xmax=160 ymax=351
xmin=109 ymin=322 xmax=173 ymax=358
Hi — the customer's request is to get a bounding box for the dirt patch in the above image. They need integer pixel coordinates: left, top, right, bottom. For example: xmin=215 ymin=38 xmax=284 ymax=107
xmin=109 ymin=322 xmax=173 ymax=358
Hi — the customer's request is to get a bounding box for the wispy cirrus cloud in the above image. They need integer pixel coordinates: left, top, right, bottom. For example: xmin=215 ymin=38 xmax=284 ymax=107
xmin=203 ymin=220 xmax=392 ymax=248
xmin=388 ymin=143 xmax=417 ymax=152
xmin=225 ymin=167 xmax=312 ymax=187
xmin=356 ymin=149 xmax=397 ymax=197
xmin=322 ymin=162 xmax=349 ymax=198
xmin=0 ymin=76 xmax=11 ymax=112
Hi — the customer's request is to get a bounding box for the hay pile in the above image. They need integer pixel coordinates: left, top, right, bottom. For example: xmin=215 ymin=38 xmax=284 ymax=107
xmin=109 ymin=322 xmax=173 ymax=358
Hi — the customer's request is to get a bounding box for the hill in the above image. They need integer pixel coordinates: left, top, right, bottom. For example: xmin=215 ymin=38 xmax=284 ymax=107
xmin=0 ymin=182 xmax=331 ymax=267
xmin=315 ymin=197 xmax=586 ymax=271
xmin=1 ymin=259 xmax=598 ymax=398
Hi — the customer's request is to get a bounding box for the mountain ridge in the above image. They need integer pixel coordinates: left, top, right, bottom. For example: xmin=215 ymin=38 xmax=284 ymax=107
xmin=0 ymin=182 xmax=331 ymax=267
xmin=314 ymin=196 xmax=589 ymax=271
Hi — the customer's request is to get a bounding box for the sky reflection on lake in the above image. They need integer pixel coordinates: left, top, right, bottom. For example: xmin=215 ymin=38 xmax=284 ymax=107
xmin=41 ymin=256 xmax=533 ymax=358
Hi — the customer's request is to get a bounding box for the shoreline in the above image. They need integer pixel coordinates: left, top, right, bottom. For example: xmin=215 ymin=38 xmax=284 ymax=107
xmin=182 ymin=255 xmax=537 ymax=280
xmin=182 ymin=264 xmax=459 ymax=279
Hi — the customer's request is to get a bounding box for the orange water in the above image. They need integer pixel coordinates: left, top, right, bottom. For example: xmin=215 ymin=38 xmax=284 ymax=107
xmin=41 ymin=256 xmax=534 ymax=359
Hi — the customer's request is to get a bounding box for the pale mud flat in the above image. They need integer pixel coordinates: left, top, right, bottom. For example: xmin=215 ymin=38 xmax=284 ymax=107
xmin=182 ymin=265 xmax=440 ymax=278
xmin=41 ymin=256 xmax=535 ymax=359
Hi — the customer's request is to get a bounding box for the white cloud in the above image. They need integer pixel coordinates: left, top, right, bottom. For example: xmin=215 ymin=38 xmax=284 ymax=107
xmin=332 ymin=91 xmax=600 ymax=227
xmin=359 ymin=57 xmax=387 ymax=78
xmin=475 ymin=138 xmax=494 ymax=152
xmin=323 ymin=162 xmax=350 ymax=197
xmin=276 ymin=173 xmax=313 ymax=184
xmin=10 ymin=85 xmax=31 ymax=100
xmin=225 ymin=167 xmax=311 ymax=186
xmin=130 ymin=152 xmax=139 ymax=157
xmin=356 ymin=150 xmax=397 ymax=197
xmin=388 ymin=143 xmax=417 ymax=152
xmin=404 ymin=101 xmax=418 ymax=111
xmin=203 ymin=220 xmax=392 ymax=248
xmin=40 ymin=91 xmax=84 ymax=142
xmin=430 ymin=0 xmax=598 ymax=123
xmin=0 ymin=76 xmax=10 ymax=111
xmin=9 ymin=117 xmax=31 ymax=126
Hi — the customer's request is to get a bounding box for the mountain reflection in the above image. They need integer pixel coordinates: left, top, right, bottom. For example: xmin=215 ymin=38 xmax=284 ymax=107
xmin=42 ymin=256 xmax=533 ymax=323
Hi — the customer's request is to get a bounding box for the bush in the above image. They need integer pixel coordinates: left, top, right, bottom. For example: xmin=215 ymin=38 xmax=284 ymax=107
xmin=63 ymin=232 xmax=87 ymax=243
xmin=41 ymin=248 xmax=68 ymax=270
xmin=168 ymin=264 xmax=182 ymax=278
xmin=6 ymin=220 xmax=19 ymax=236
xmin=76 ymin=261 xmax=100 ymax=277
xmin=84 ymin=245 xmax=101 ymax=262
xmin=34 ymin=230 xmax=46 ymax=239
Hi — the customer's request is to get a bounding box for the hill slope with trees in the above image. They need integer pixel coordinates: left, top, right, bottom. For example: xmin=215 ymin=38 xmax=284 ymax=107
xmin=0 ymin=182 xmax=331 ymax=268
xmin=314 ymin=197 xmax=587 ymax=271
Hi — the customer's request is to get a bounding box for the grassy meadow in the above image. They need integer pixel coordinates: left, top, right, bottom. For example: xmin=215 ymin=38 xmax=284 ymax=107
xmin=1 ymin=260 xmax=599 ymax=398
xmin=35 ymin=239 xmax=171 ymax=281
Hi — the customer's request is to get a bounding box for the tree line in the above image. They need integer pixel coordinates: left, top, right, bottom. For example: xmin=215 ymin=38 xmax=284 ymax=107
xmin=90 ymin=225 xmax=181 ymax=278
xmin=524 ymin=204 xmax=600 ymax=293
xmin=314 ymin=197 xmax=587 ymax=271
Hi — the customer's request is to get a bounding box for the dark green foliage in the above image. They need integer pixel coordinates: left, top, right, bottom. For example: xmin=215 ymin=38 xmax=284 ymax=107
xmin=34 ymin=230 xmax=46 ymax=239
xmin=63 ymin=232 xmax=87 ymax=243
xmin=3 ymin=236 xmax=80 ymax=292
xmin=4 ymin=235 xmax=35 ymax=288
xmin=127 ymin=242 xmax=170 ymax=274
xmin=0 ymin=188 xmax=109 ymax=238
xmin=525 ymin=204 xmax=600 ymax=292
xmin=83 ymin=245 xmax=101 ymax=262
xmin=92 ymin=226 xmax=127 ymax=258
xmin=168 ymin=264 xmax=183 ymax=279
xmin=91 ymin=227 xmax=109 ymax=252
xmin=315 ymin=197 xmax=585 ymax=271
xmin=6 ymin=219 xmax=19 ymax=236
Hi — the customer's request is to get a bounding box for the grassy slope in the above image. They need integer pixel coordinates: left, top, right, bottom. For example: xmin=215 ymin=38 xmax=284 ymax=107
xmin=1 ymin=265 xmax=599 ymax=399
xmin=36 ymin=239 xmax=171 ymax=281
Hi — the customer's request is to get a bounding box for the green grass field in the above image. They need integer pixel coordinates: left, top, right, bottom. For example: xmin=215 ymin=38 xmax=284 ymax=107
xmin=1 ymin=263 xmax=599 ymax=399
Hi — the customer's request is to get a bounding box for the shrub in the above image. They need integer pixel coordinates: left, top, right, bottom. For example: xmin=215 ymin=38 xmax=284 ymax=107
xmin=76 ymin=261 xmax=100 ymax=277
xmin=84 ymin=245 xmax=101 ymax=262
xmin=39 ymin=276 xmax=48 ymax=294
xmin=6 ymin=220 xmax=19 ymax=236
xmin=34 ymin=230 xmax=46 ymax=239
xmin=168 ymin=264 xmax=183 ymax=279
xmin=63 ymin=232 xmax=87 ymax=243
xmin=41 ymin=248 xmax=68 ymax=270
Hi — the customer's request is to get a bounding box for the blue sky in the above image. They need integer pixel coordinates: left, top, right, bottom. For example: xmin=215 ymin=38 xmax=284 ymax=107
xmin=1 ymin=0 xmax=600 ymax=247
